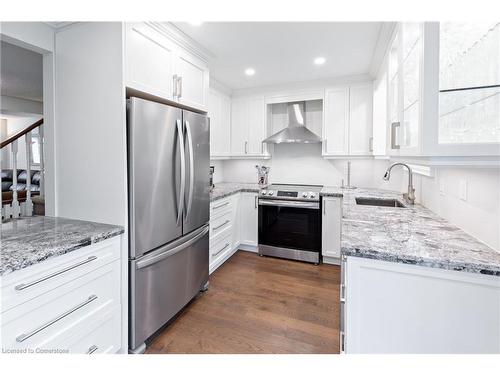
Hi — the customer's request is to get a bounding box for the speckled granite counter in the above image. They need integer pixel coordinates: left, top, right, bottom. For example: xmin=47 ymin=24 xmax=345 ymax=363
xmin=1 ymin=216 xmax=124 ymax=276
xmin=320 ymin=187 xmax=500 ymax=276
xmin=210 ymin=182 xmax=264 ymax=202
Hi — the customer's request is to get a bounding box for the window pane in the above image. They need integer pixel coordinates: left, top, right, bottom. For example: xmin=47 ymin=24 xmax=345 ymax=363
xmin=439 ymin=22 xmax=500 ymax=144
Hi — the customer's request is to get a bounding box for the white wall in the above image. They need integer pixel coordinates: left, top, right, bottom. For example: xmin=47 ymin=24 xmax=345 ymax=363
xmin=417 ymin=167 xmax=500 ymax=251
xmin=218 ymin=145 xmax=396 ymax=188
xmin=210 ymin=160 xmax=225 ymax=184
xmin=55 ymin=22 xmax=126 ymax=225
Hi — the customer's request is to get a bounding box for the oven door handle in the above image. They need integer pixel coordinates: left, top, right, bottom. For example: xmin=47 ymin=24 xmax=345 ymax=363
xmin=258 ymin=199 xmax=319 ymax=209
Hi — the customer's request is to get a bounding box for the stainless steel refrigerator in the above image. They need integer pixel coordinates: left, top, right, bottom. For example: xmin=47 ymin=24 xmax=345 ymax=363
xmin=127 ymin=97 xmax=210 ymax=353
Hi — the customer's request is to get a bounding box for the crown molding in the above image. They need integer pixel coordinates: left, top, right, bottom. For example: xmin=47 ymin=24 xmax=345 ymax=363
xmin=368 ymin=22 xmax=396 ymax=78
xmin=147 ymin=22 xmax=214 ymax=63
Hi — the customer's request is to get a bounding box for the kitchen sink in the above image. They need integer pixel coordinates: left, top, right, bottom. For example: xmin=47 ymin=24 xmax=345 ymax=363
xmin=355 ymin=197 xmax=407 ymax=208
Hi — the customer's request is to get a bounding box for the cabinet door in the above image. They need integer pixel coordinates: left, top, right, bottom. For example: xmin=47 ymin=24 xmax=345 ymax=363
xmin=175 ymin=50 xmax=209 ymax=111
xmin=230 ymin=98 xmax=248 ymax=155
xmin=247 ymin=97 xmax=266 ymax=155
xmin=349 ymin=84 xmax=373 ymax=155
xmin=220 ymin=94 xmax=232 ymax=157
xmin=240 ymin=193 xmax=258 ymax=247
xmin=323 ymin=87 xmax=349 ymax=155
xmin=230 ymin=193 xmax=241 ymax=250
xmin=322 ymin=197 xmax=341 ymax=258
xmin=125 ymin=23 xmax=176 ymax=100
xmin=373 ymin=68 xmax=388 ymax=155
xmin=208 ymin=89 xmax=221 ymax=157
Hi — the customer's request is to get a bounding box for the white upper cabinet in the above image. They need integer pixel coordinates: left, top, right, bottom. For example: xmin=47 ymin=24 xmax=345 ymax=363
xmin=323 ymin=84 xmax=373 ymax=157
xmin=125 ymin=23 xmax=176 ymax=100
xmin=208 ymin=88 xmax=231 ymax=158
xmin=323 ymin=87 xmax=350 ymax=156
xmin=230 ymin=96 xmax=267 ymax=157
xmin=175 ymin=49 xmax=209 ymax=110
xmin=349 ymin=84 xmax=374 ymax=155
xmin=372 ymin=66 xmax=388 ymax=156
xmin=125 ymin=22 xmax=209 ymax=111
xmin=247 ymin=97 xmax=267 ymax=155
xmin=230 ymin=98 xmax=248 ymax=156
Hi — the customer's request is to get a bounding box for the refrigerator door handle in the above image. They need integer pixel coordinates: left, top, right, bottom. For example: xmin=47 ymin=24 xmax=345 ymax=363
xmin=184 ymin=120 xmax=195 ymax=220
xmin=176 ymin=118 xmax=186 ymax=226
xmin=135 ymin=225 xmax=209 ymax=269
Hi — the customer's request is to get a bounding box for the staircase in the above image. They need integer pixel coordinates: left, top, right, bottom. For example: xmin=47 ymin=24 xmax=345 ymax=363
xmin=1 ymin=118 xmax=44 ymax=220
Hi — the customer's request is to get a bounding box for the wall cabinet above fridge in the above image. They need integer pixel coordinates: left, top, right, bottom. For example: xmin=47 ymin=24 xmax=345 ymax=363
xmin=125 ymin=22 xmax=210 ymax=112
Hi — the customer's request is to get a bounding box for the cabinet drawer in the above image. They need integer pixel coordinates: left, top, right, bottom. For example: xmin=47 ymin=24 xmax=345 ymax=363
xmin=210 ymin=197 xmax=232 ymax=218
xmin=210 ymin=233 xmax=232 ymax=263
xmin=1 ymin=259 xmax=120 ymax=351
xmin=209 ymin=210 xmax=232 ymax=241
xmin=1 ymin=236 xmax=121 ymax=313
xmin=60 ymin=304 xmax=122 ymax=354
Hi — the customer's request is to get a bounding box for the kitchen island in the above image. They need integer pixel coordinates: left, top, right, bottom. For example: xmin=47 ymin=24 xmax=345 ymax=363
xmin=320 ymin=187 xmax=500 ymax=354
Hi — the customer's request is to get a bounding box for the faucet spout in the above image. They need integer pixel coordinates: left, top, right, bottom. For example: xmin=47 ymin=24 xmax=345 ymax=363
xmin=383 ymin=162 xmax=416 ymax=205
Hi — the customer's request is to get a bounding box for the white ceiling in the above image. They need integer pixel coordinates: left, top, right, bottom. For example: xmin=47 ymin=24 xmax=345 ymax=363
xmin=173 ymin=22 xmax=385 ymax=90
xmin=0 ymin=41 xmax=43 ymax=102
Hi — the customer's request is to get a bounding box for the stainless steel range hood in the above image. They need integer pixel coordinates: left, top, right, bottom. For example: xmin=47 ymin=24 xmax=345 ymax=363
xmin=263 ymin=101 xmax=322 ymax=144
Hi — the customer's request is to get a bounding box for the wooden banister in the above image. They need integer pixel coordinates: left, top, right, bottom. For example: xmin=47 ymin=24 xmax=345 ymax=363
xmin=0 ymin=118 xmax=43 ymax=149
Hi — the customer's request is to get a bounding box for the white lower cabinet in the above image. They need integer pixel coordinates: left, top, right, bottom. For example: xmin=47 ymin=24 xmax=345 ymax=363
xmin=321 ymin=197 xmax=342 ymax=263
xmin=239 ymin=192 xmax=258 ymax=247
xmin=0 ymin=236 xmax=123 ymax=354
xmin=343 ymin=256 xmax=500 ymax=353
xmin=209 ymin=192 xmax=258 ymax=274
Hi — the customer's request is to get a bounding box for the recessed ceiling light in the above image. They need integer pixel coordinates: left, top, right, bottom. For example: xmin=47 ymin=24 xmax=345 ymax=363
xmin=188 ymin=21 xmax=203 ymax=26
xmin=245 ymin=68 xmax=255 ymax=76
xmin=314 ymin=57 xmax=326 ymax=65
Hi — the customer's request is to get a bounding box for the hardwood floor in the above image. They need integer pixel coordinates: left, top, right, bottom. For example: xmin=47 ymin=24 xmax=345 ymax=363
xmin=146 ymin=250 xmax=341 ymax=354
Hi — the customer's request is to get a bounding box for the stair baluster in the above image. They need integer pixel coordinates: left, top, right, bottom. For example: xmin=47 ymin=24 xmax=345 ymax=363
xmin=10 ymin=140 xmax=20 ymax=218
xmin=25 ymin=132 xmax=33 ymax=216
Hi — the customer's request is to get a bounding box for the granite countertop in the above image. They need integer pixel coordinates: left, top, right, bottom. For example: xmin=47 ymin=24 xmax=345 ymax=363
xmin=210 ymin=182 xmax=264 ymax=202
xmin=1 ymin=216 xmax=124 ymax=276
xmin=321 ymin=186 xmax=500 ymax=276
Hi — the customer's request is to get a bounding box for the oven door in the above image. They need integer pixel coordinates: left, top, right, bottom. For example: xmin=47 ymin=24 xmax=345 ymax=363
xmin=258 ymin=199 xmax=321 ymax=253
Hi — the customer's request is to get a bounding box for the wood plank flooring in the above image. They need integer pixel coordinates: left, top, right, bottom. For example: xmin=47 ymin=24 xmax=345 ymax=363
xmin=146 ymin=251 xmax=341 ymax=354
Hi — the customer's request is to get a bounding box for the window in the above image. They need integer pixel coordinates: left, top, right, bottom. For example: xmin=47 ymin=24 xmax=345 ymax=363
xmin=439 ymin=23 xmax=500 ymax=144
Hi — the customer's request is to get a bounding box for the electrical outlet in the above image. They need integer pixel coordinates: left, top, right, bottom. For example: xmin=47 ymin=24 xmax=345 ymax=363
xmin=459 ymin=179 xmax=467 ymax=201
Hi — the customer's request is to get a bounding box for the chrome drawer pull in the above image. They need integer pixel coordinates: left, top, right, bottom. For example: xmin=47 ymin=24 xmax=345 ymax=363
xmin=16 ymin=295 xmax=98 ymax=343
xmin=213 ymin=243 xmax=230 ymax=257
xmin=87 ymin=345 xmax=98 ymax=354
xmin=15 ymin=256 xmax=98 ymax=291
xmin=212 ymin=220 xmax=229 ymax=231
xmin=212 ymin=201 xmax=229 ymax=210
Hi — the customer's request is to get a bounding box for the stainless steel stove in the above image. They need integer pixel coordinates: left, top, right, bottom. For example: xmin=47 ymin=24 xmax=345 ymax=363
xmin=258 ymin=184 xmax=323 ymax=264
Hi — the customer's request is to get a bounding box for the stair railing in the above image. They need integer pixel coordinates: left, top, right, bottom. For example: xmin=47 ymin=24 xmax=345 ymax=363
xmin=1 ymin=118 xmax=44 ymax=220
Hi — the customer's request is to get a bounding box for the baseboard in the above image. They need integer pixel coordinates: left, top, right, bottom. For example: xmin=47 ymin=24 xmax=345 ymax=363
xmin=323 ymin=256 xmax=341 ymax=265
xmin=239 ymin=243 xmax=258 ymax=253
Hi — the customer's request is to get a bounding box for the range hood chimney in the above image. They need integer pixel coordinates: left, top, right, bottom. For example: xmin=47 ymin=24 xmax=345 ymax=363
xmin=263 ymin=101 xmax=322 ymax=144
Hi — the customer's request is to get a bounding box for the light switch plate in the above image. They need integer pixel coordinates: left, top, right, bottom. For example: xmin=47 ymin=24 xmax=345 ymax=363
xmin=459 ymin=179 xmax=467 ymax=201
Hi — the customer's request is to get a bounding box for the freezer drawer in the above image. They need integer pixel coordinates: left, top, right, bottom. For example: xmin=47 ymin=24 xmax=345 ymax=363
xmin=129 ymin=225 xmax=209 ymax=350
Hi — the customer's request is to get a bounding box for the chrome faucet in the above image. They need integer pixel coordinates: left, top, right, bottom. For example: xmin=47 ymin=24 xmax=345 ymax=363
xmin=383 ymin=162 xmax=416 ymax=205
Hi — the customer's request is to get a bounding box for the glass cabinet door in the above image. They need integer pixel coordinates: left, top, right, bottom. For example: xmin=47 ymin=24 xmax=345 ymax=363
xmin=439 ymin=22 xmax=500 ymax=145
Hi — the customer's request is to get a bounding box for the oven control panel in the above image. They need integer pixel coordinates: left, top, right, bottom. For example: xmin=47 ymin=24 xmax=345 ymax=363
xmin=260 ymin=189 xmax=319 ymax=200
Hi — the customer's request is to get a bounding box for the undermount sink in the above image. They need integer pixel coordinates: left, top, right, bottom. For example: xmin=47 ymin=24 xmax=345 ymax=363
xmin=355 ymin=197 xmax=407 ymax=208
